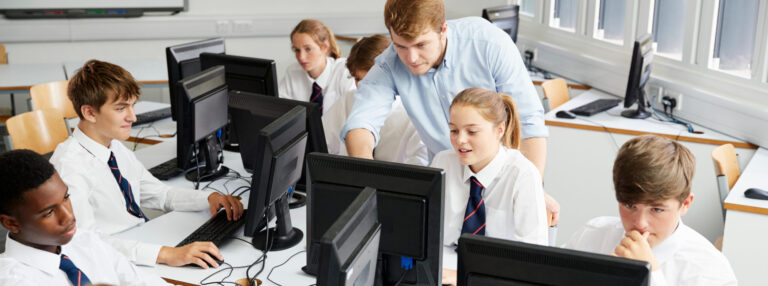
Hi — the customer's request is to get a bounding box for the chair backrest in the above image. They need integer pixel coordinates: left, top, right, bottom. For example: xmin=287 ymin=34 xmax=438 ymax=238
xmin=6 ymin=109 xmax=69 ymax=155
xmin=30 ymin=80 xmax=78 ymax=119
xmin=0 ymin=44 xmax=7 ymax=64
xmin=541 ymin=78 xmax=570 ymax=110
xmin=711 ymin=144 xmax=741 ymax=190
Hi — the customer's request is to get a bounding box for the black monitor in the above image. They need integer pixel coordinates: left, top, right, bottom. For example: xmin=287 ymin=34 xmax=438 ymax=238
xmin=482 ymin=5 xmax=519 ymax=43
xmin=622 ymin=33 xmax=653 ymax=119
xmin=318 ymin=187 xmax=381 ymax=286
xmin=230 ymin=98 xmax=307 ymax=251
xmin=176 ymin=65 xmax=230 ymax=182
xmin=166 ymin=38 xmax=226 ymax=122
xmin=458 ymin=234 xmax=650 ymax=286
xmin=305 ymin=153 xmax=445 ymax=285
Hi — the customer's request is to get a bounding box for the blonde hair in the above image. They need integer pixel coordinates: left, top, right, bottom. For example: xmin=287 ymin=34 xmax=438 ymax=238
xmin=346 ymin=34 xmax=391 ymax=74
xmin=613 ymin=135 xmax=695 ymax=204
xmin=451 ymin=88 xmax=521 ymax=149
xmin=384 ymin=0 xmax=445 ymax=40
xmin=290 ymin=19 xmax=342 ymax=59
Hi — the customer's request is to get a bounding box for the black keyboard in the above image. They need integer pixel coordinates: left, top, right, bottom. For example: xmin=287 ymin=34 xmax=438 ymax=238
xmin=570 ymin=99 xmax=622 ymax=116
xmin=134 ymin=107 xmax=172 ymax=126
xmin=177 ymin=209 xmax=248 ymax=248
xmin=148 ymin=158 xmax=182 ymax=181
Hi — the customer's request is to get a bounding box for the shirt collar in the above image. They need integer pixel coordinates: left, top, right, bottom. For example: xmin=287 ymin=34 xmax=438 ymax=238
xmin=73 ymin=127 xmax=114 ymax=163
xmin=441 ymin=25 xmax=453 ymax=70
xmin=306 ymin=57 xmax=334 ymax=89
xmin=650 ymin=218 xmax=684 ymax=264
xmin=3 ymin=233 xmax=62 ymax=276
xmin=461 ymin=146 xmax=508 ymax=188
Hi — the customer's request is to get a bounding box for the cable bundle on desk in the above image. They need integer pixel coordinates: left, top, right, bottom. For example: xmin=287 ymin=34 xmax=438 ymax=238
xmin=650 ymin=93 xmax=703 ymax=135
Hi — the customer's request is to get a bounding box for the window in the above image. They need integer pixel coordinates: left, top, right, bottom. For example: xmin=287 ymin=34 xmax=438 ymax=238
xmin=651 ymin=0 xmax=686 ymax=60
xmin=710 ymin=0 xmax=759 ymax=78
xmin=550 ymin=0 xmax=578 ymax=32
xmin=521 ymin=0 xmax=536 ymax=16
xmin=593 ymin=0 xmax=625 ymax=45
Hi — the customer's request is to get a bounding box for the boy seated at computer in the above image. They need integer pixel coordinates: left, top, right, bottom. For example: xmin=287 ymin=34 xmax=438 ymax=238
xmin=49 ymin=60 xmax=244 ymax=268
xmin=0 ymin=150 xmax=170 ymax=285
xmin=564 ymin=135 xmax=736 ymax=285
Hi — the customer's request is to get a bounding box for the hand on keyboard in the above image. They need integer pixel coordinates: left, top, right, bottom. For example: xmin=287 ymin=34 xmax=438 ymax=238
xmin=158 ymin=241 xmax=223 ymax=269
xmin=207 ymin=193 xmax=245 ymax=221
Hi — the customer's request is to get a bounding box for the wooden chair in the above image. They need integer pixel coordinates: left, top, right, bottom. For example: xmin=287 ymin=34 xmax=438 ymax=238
xmin=30 ymin=80 xmax=77 ymax=133
xmin=711 ymin=143 xmax=741 ymax=251
xmin=0 ymin=44 xmax=7 ymax=64
xmin=6 ymin=109 xmax=69 ymax=155
xmin=541 ymin=78 xmax=570 ymax=112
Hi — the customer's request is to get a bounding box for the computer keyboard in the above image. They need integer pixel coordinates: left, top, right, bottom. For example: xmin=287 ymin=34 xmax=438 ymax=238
xmin=570 ymin=99 xmax=622 ymax=116
xmin=148 ymin=158 xmax=182 ymax=181
xmin=177 ymin=209 xmax=248 ymax=248
xmin=134 ymin=107 xmax=172 ymax=126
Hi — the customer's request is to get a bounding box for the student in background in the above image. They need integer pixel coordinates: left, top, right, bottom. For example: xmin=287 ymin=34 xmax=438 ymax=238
xmin=323 ymin=34 xmax=428 ymax=165
xmin=0 ymin=150 xmax=169 ymax=285
xmin=278 ymin=19 xmax=356 ymax=115
xmin=50 ymin=60 xmax=243 ymax=269
xmin=565 ymin=135 xmax=736 ymax=285
xmin=432 ymin=88 xmax=548 ymax=284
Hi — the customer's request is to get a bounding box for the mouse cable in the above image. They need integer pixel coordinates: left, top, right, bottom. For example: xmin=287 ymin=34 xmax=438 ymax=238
xmin=266 ymin=250 xmax=307 ymax=286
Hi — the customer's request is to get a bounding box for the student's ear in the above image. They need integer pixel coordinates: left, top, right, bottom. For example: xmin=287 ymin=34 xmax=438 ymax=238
xmin=80 ymin=104 xmax=99 ymax=123
xmin=440 ymin=22 xmax=448 ymax=36
xmin=0 ymin=213 xmax=21 ymax=234
xmin=497 ymin=123 xmax=505 ymax=141
xmin=678 ymin=193 xmax=694 ymax=215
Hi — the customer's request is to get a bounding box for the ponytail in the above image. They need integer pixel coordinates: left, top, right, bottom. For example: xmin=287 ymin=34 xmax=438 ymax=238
xmin=324 ymin=26 xmax=342 ymax=59
xmin=500 ymin=94 xmax=521 ymax=149
xmin=451 ymin=88 xmax=521 ymax=149
xmin=290 ymin=19 xmax=342 ymax=59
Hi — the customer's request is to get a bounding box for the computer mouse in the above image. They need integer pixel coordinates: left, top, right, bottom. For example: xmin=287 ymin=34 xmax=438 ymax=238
xmin=744 ymin=188 xmax=768 ymax=200
xmin=555 ymin=110 xmax=576 ymax=119
xmin=184 ymin=257 xmax=225 ymax=268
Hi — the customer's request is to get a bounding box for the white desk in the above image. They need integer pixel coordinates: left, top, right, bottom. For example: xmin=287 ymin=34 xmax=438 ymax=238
xmin=64 ymin=59 xmax=168 ymax=86
xmin=0 ymin=63 xmax=67 ymax=115
xmin=122 ymin=141 xmax=315 ymax=285
xmin=722 ymin=147 xmax=768 ymax=285
xmin=130 ymin=101 xmax=176 ymax=144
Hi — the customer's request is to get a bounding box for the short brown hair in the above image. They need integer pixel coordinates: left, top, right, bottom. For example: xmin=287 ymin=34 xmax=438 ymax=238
xmin=384 ymin=0 xmax=445 ymax=40
xmin=68 ymin=60 xmax=140 ymax=119
xmin=346 ymin=34 xmax=391 ymax=74
xmin=291 ymin=19 xmax=342 ymax=59
xmin=613 ymin=135 xmax=695 ymax=205
xmin=451 ymin=88 xmax=521 ymax=149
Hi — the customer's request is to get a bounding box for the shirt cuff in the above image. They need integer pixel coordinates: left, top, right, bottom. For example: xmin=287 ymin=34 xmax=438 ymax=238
xmin=341 ymin=122 xmax=382 ymax=147
xmin=135 ymin=242 xmax=163 ymax=266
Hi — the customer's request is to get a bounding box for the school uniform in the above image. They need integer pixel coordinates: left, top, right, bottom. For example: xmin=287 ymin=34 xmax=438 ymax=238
xmin=564 ymin=216 xmax=737 ymax=286
xmin=431 ymin=146 xmax=548 ymax=246
xmin=278 ymin=56 xmax=356 ymax=115
xmin=49 ymin=127 xmax=213 ymax=266
xmin=0 ymin=229 xmax=169 ymax=285
xmin=323 ymin=88 xmax=428 ymax=165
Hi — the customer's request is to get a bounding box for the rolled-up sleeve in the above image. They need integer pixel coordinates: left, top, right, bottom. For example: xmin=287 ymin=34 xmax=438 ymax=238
xmin=340 ymin=62 xmax=397 ymax=146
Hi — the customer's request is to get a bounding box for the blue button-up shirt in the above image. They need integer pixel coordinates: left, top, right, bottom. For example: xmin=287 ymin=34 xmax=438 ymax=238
xmin=341 ymin=17 xmax=547 ymax=157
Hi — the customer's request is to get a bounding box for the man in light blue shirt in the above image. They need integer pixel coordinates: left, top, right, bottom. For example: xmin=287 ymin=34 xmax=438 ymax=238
xmin=342 ymin=0 xmax=558 ymax=229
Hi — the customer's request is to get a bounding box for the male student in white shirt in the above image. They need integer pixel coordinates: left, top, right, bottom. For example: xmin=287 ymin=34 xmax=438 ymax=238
xmin=0 ymin=150 xmax=170 ymax=285
xmin=50 ymin=60 xmax=244 ymax=269
xmin=564 ymin=135 xmax=737 ymax=286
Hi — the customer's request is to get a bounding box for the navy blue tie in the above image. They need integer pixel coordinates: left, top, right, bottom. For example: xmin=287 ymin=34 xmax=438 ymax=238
xmin=461 ymin=176 xmax=486 ymax=235
xmin=59 ymin=254 xmax=92 ymax=286
xmin=108 ymin=152 xmax=147 ymax=221
xmin=310 ymin=82 xmax=323 ymax=111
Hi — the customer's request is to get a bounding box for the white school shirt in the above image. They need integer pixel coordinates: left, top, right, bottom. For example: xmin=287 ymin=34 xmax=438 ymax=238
xmin=0 ymin=229 xmax=170 ymax=286
xmin=323 ymin=88 xmax=429 ymax=166
xmin=564 ymin=216 xmax=737 ymax=286
xmin=431 ymin=146 xmax=548 ymax=246
xmin=50 ymin=127 xmax=212 ymax=266
xmin=278 ymin=56 xmax=356 ymax=115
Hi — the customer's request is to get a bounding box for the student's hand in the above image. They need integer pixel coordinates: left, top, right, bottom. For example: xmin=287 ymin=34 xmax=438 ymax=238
xmin=612 ymin=231 xmax=659 ymax=271
xmin=544 ymin=193 xmax=560 ymax=226
xmin=158 ymin=242 xmax=223 ymax=269
xmin=207 ymin=193 xmax=244 ymax=221
xmin=441 ymin=268 xmax=457 ymax=286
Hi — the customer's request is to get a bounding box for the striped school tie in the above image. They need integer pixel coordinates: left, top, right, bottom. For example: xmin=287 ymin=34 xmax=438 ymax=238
xmin=310 ymin=82 xmax=323 ymax=110
xmin=59 ymin=254 xmax=92 ymax=286
xmin=108 ymin=152 xmax=147 ymax=221
xmin=461 ymin=176 xmax=486 ymax=235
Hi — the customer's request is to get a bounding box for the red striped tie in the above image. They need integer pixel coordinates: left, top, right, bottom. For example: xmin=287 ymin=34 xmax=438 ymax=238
xmin=461 ymin=176 xmax=486 ymax=235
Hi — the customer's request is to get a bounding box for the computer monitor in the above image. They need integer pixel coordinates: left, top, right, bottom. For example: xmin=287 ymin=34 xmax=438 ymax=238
xmin=622 ymin=33 xmax=653 ymax=119
xmin=199 ymin=53 xmax=280 ymax=152
xmin=457 ymin=234 xmax=650 ymax=286
xmin=318 ymin=187 xmax=381 ymax=286
xmin=482 ymin=5 xmax=519 ymax=43
xmin=165 ymin=38 xmax=225 ymax=122
xmin=176 ymin=65 xmax=230 ymax=182
xmin=305 ymin=153 xmax=445 ymax=285
xmin=230 ymin=99 xmax=307 ymax=251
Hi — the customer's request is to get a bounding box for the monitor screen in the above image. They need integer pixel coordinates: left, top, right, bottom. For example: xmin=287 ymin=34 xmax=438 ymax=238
xmin=482 ymin=5 xmax=519 ymax=43
xmin=166 ymin=38 xmax=225 ymax=122
xmin=305 ymin=153 xmax=445 ymax=285
xmin=621 ymin=33 xmax=653 ymax=119
xmin=458 ymin=234 xmax=650 ymax=286
xmin=318 ymin=187 xmax=381 ymax=286
xmin=200 ymin=53 xmax=279 ymax=97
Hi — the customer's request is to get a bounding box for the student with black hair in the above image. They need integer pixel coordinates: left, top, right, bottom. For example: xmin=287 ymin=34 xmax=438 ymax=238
xmin=0 ymin=150 xmax=169 ymax=285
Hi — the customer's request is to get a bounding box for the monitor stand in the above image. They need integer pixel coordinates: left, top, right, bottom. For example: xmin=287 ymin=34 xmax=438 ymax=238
xmin=185 ymin=136 xmax=229 ymax=182
xmin=251 ymin=193 xmax=303 ymax=251
xmin=621 ymin=90 xmax=651 ymax=119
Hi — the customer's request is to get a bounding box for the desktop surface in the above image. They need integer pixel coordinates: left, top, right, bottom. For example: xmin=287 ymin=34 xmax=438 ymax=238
xmin=0 ymin=63 xmax=66 ymax=92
